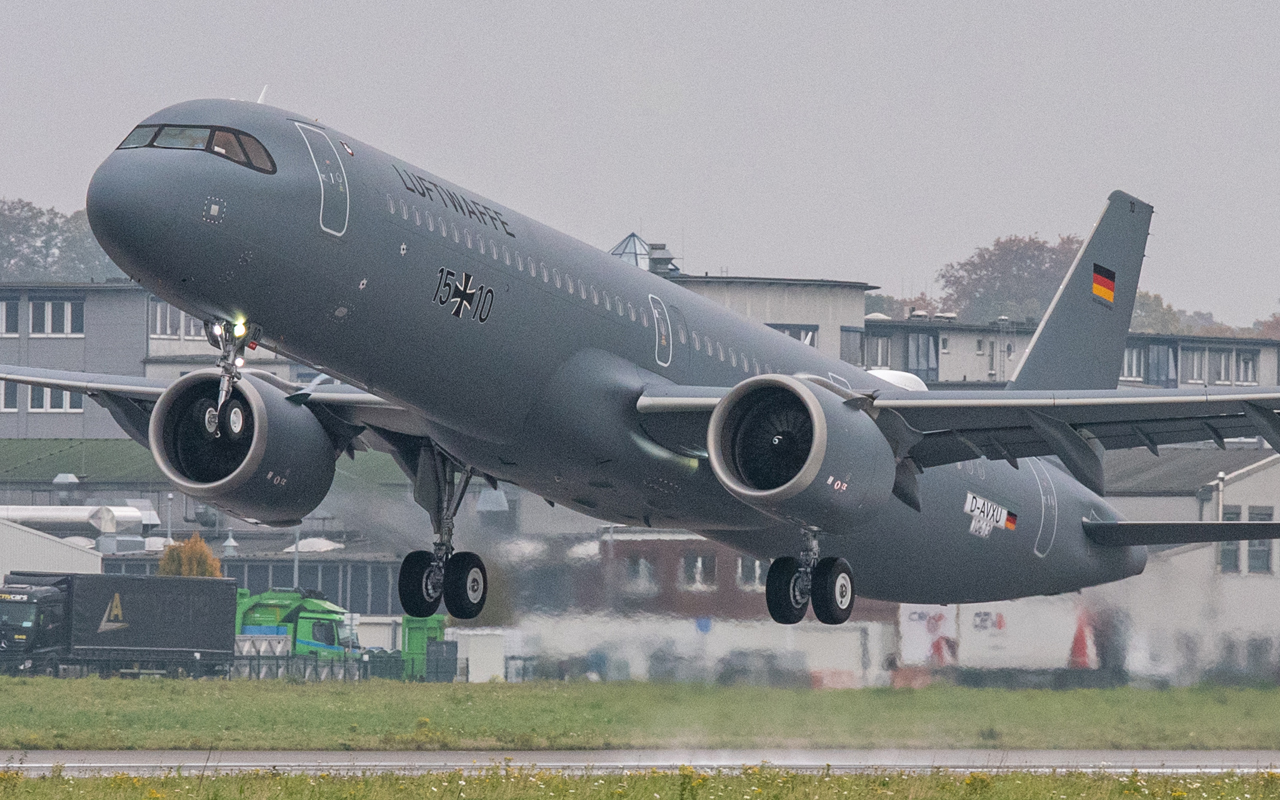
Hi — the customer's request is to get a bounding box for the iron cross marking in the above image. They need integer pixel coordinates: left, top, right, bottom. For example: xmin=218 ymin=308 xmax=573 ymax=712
xmin=449 ymin=272 xmax=478 ymax=317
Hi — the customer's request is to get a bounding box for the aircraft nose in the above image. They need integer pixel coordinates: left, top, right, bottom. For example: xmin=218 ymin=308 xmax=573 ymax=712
xmin=85 ymin=150 xmax=171 ymax=278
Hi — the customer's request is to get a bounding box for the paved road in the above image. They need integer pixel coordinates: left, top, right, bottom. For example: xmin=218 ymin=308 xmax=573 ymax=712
xmin=4 ymin=749 xmax=1280 ymax=776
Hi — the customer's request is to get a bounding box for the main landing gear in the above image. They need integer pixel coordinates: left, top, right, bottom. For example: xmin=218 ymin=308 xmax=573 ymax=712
xmin=398 ymin=444 xmax=489 ymax=620
xmin=765 ymin=534 xmax=854 ymax=626
xmin=195 ymin=318 xmax=256 ymax=441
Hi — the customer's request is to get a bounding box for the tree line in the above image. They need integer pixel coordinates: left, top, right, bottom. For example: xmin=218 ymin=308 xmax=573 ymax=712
xmin=0 ymin=199 xmax=125 ymax=283
xmin=869 ymin=233 xmax=1280 ymax=339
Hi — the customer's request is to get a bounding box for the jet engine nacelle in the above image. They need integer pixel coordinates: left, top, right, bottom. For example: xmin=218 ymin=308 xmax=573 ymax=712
xmin=149 ymin=369 xmax=338 ymax=526
xmin=707 ymin=375 xmax=896 ymax=533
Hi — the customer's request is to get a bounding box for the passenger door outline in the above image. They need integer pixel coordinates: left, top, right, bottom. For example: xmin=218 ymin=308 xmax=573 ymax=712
xmin=649 ymin=294 xmax=673 ymax=368
xmin=294 ymin=123 xmax=350 ymax=237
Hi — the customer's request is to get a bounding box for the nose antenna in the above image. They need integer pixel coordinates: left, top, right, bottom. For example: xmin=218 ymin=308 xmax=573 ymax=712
xmin=256 ymin=85 xmax=269 ymax=104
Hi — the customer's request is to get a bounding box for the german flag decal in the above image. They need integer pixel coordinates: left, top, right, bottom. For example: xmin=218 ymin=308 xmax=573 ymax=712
xmin=1092 ymin=263 xmax=1116 ymax=304
xmin=1004 ymin=511 xmax=1018 ymax=531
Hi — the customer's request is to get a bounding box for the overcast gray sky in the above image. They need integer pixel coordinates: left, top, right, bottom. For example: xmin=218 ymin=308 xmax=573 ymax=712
xmin=5 ymin=2 xmax=1279 ymax=324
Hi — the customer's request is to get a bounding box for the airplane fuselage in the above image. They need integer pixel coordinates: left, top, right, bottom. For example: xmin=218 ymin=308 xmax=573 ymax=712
xmin=86 ymin=100 xmax=1144 ymax=605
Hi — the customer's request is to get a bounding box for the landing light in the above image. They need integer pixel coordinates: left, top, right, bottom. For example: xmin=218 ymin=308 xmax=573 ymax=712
xmin=212 ymin=323 xmax=224 ymax=337
xmin=233 ymin=322 xmax=247 ymax=338
xmin=234 ymin=357 xmax=245 ymax=368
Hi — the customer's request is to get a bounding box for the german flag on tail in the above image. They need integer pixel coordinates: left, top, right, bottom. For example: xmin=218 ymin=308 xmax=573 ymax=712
xmin=1091 ymin=263 xmax=1116 ymax=304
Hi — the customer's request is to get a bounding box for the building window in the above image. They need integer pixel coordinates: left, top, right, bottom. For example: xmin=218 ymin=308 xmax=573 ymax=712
xmin=1238 ymin=351 xmax=1259 ymax=385
xmin=906 ymin=332 xmax=939 ymax=382
xmin=680 ymin=554 xmax=716 ymax=590
xmin=1210 ymin=350 xmax=1233 ymax=384
xmin=1144 ymin=343 xmax=1178 ymax=388
xmin=624 ymin=556 xmax=656 ymax=592
xmin=867 ymin=336 xmax=891 ymax=368
xmin=1122 ymin=346 xmax=1145 ymax=380
xmin=1223 ymin=504 xmax=1242 ymax=522
xmin=1184 ymin=348 xmax=1205 ymax=383
xmin=940 ymin=336 xmax=949 ymax=353
xmin=1248 ymin=540 xmax=1273 ymax=574
xmin=1 ymin=382 xmax=16 ymax=411
xmin=0 ymin=300 xmax=17 ymax=336
xmin=1220 ymin=541 xmax=1241 ymax=573
xmin=767 ymin=324 xmax=818 ymax=347
xmin=151 ymin=299 xmax=182 ymax=337
xmin=736 ymin=557 xmax=767 ymax=591
xmin=840 ymin=327 xmax=863 ymax=366
xmin=30 ymin=300 xmax=84 ymax=336
xmin=29 ymin=386 xmax=84 ymax=413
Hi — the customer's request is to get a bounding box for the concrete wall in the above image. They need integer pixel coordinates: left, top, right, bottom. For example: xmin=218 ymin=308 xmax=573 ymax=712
xmin=674 ymin=279 xmax=865 ymax=363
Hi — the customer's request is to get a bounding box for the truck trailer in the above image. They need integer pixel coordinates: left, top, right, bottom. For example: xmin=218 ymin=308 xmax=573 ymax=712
xmin=0 ymin=572 xmax=236 ymax=677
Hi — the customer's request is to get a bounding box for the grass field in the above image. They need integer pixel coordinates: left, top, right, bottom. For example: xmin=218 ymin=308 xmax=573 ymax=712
xmin=4 ymin=678 xmax=1280 ymax=751
xmin=2 ymin=769 xmax=1280 ymax=800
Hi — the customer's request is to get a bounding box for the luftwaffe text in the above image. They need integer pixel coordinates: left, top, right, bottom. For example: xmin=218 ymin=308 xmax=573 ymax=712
xmin=393 ymin=165 xmax=515 ymax=238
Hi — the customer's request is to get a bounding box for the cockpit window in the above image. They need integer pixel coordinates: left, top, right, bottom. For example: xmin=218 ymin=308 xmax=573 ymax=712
xmin=118 ymin=125 xmax=158 ymax=149
xmin=239 ymin=134 xmax=275 ymax=172
xmin=116 ymin=124 xmax=276 ymax=175
xmin=153 ymin=127 xmax=212 ymax=150
xmin=211 ymin=130 xmax=247 ymax=165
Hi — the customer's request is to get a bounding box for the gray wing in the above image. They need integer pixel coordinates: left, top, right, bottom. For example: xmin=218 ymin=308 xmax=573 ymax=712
xmin=0 ymin=364 xmax=421 ymax=449
xmin=638 ymin=382 xmax=1280 ymax=496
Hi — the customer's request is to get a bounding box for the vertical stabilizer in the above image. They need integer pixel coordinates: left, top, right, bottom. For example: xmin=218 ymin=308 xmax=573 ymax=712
xmin=1007 ymin=190 xmax=1153 ymax=391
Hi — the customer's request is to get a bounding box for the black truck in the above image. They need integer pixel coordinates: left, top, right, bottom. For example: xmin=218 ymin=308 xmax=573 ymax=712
xmin=0 ymin=572 xmax=237 ymax=677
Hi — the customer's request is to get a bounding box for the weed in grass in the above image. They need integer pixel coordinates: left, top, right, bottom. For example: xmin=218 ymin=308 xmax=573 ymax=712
xmin=2 ymin=769 xmax=1280 ymax=800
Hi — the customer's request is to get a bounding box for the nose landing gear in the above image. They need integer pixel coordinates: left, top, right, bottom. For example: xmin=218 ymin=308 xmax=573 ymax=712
xmin=397 ymin=443 xmax=489 ymax=620
xmin=204 ymin=318 xmax=258 ymax=439
xmin=765 ymin=534 xmax=854 ymax=625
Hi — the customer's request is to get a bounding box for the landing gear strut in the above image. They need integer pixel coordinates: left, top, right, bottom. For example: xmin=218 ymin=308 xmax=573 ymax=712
xmin=202 ymin=318 xmax=257 ymax=439
xmin=765 ymin=534 xmax=854 ymax=625
xmin=398 ymin=443 xmax=489 ymax=620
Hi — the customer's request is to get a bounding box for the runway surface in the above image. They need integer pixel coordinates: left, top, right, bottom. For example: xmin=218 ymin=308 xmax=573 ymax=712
xmin=4 ymin=749 xmax=1280 ymax=776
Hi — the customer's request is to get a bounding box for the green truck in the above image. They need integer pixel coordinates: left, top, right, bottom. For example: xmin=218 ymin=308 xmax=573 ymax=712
xmin=235 ymin=588 xmax=359 ymax=657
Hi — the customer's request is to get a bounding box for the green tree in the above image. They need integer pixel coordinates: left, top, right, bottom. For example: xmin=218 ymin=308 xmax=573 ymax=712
xmin=936 ymin=234 xmax=1082 ymax=324
xmin=157 ymin=532 xmax=222 ymax=577
xmin=0 ymin=199 xmax=126 ymax=282
xmin=1129 ymin=291 xmax=1185 ymax=334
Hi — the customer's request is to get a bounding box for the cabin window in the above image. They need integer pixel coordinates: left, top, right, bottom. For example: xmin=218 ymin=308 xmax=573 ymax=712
xmin=439 ymin=217 xmax=447 ymax=237
xmin=477 ymin=237 xmax=485 ymax=255
xmin=628 ymin=303 xmax=636 ymax=322
xmin=464 ymin=229 xmax=473 ymax=248
xmin=717 ymin=342 xmax=725 ymax=361
xmin=386 ymin=195 xmax=395 ymax=214
xmin=615 ymin=297 xmax=624 ymax=316
xmin=591 ymin=286 xmax=599 ymax=305
xmin=677 ymin=323 xmax=687 ymax=345
xmin=641 ymin=309 xmax=649 ymax=328
xmin=691 ymin=332 xmax=700 ymax=351
xmin=553 ymin=269 xmax=561 ymax=288
xmin=564 ymin=274 xmax=573 ymax=294
xmin=541 ymin=265 xmax=550 ymax=283
xmin=491 ymin=241 xmax=499 ymax=260
xmin=503 ymin=246 xmax=510 ymax=265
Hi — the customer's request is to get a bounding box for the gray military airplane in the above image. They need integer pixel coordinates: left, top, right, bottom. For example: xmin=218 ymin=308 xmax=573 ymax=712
xmin=6 ymin=98 xmax=1280 ymax=625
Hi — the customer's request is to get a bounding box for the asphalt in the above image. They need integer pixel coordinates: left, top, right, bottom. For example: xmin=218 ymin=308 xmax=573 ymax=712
xmin=4 ymin=749 xmax=1280 ymax=776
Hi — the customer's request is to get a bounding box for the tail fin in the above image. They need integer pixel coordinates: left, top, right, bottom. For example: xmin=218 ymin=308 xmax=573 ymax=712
xmin=1007 ymin=190 xmax=1153 ymax=391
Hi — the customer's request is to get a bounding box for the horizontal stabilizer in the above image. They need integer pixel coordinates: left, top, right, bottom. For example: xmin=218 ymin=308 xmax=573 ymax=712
xmin=1084 ymin=520 xmax=1280 ymax=547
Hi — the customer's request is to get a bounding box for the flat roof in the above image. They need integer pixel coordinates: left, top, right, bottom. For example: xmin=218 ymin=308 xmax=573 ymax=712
xmin=669 ymin=275 xmax=878 ymax=291
xmin=0 ymin=281 xmax=143 ymax=291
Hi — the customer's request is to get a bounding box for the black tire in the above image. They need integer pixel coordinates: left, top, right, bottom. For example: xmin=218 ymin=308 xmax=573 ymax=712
xmin=219 ymin=397 xmax=252 ymax=443
xmin=443 ymin=551 xmax=487 ymax=620
xmin=811 ymin=557 xmax=854 ymax=625
xmin=192 ymin=397 xmax=220 ymax=441
xmin=765 ymin=556 xmax=808 ymax=624
xmin=398 ymin=550 xmax=441 ymax=618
